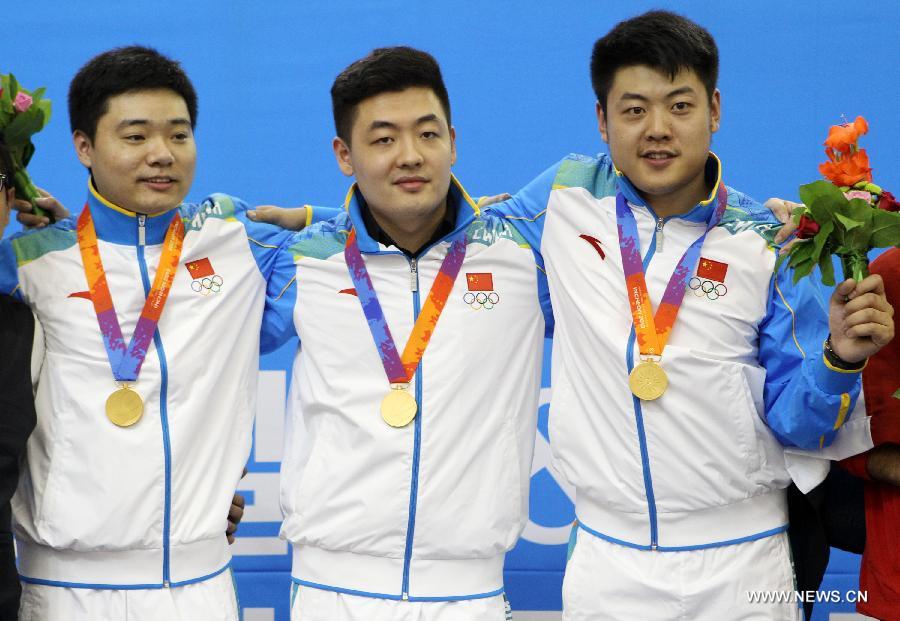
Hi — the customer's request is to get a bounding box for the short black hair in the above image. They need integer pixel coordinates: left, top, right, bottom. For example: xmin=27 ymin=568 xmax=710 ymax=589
xmin=591 ymin=11 xmax=719 ymax=113
xmin=331 ymin=46 xmax=451 ymax=144
xmin=68 ymin=45 xmax=198 ymax=141
xmin=0 ymin=136 xmax=13 ymax=184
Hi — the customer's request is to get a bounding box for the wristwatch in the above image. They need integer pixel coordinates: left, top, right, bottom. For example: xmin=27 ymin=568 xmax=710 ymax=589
xmin=823 ymin=335 xmax=866 ymax=372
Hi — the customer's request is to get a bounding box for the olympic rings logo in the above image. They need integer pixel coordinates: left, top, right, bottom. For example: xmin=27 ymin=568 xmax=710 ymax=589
xmin=689 ymin=277 xmax=727 ymax=301
xmin=463 ymin=291 xmax=500 ymax=310
xmin=191 ymin=274 xmax=224 ymax=296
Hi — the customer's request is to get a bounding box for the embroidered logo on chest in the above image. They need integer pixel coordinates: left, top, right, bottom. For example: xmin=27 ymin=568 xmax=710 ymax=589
xmin=463 ymin=272 xmax=500 ymax=310
xmin=186 ymin=258 xmax=224 ymax=296
xmin=689 ymin=257 xmax=728 ymax=300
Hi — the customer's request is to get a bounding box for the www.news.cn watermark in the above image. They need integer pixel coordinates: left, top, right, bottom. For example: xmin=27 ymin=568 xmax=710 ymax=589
xmin=747 ymin=590 xmax=868 ymax=604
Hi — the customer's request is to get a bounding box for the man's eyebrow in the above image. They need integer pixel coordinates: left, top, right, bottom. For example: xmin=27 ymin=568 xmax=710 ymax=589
xmin=618 ymin=86 xmax=697 ymax=102
xmin=665 ymin=86 xmax=696 ymax=98
xmin=415 ymin=114 xmax=439 ymax=124
xmin=115 ymin=118 xmax=192 ymax=130
xmin=369 ymin=120 xmax=399 ymax=131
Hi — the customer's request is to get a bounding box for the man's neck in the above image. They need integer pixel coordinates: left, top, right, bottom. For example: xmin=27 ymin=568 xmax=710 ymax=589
xmin=365 ymin=198 xmax=452 ymax=255
xmin=640 ymin=165 xmax=715 ymax=219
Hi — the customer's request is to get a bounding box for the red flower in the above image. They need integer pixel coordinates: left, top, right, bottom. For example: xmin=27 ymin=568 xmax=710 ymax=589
xmin=878 ymin=190 xmax=900 ymax=212
xmin=819 ymin=149 xmax=873 ymax=187
xmin=796 ymin=214 xmax=821 ymax=239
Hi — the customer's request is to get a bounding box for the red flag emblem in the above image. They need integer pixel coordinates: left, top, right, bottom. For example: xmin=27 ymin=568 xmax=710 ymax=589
xmin=185 ymin=258 xmax=215 ymax=279
xmin=697 ymin=257 xmax=728 ymax=282
xmin=466 ymin=273 xmax=494 ymax=291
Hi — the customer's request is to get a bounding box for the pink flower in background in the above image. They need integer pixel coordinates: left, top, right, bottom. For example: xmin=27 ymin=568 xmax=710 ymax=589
xmin=844 ymin=190 xmax=872 ymax=202
xmin=13 ymin=92 xmax=33 ymax=113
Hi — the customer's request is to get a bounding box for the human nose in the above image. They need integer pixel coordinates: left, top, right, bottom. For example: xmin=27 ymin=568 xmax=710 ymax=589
xmin=146 ymin=136 xmax=175 ymax=166
xmin=644 ymin=109 xmax=671 ymax=141
xmin=396 ymin=134 xmax=424 ymax=168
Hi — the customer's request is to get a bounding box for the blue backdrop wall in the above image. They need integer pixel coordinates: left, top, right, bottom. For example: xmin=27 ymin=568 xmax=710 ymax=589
xmin=4 ymin=2 xmax=899 ymax=619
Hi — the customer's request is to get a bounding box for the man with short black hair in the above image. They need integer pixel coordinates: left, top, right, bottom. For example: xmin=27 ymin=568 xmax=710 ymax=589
xmin=269 ymin=46 xmax=551 ymax=620
xmin=0 ymin=46 xmax=315 ymax=620
xmin=496 ymin=10 xmax=893 ymax=619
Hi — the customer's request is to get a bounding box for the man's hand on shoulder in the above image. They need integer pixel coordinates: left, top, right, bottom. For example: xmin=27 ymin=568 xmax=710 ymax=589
xmin=828 ymin=275 xmax=895 ymax=365
xmin=247 ymin=205 xmax=309 ymax=231
xmin=14 ymin=187 xmax=69 ymax=228
xmin=766 ymin=197 xmax=803 ymax=250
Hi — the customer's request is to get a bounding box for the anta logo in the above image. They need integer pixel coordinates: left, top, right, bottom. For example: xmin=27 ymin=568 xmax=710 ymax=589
xmin=463 ymin=272 xmax=499 ymax=310
xmin=689 ymin=257 xmax=728 ymax=300
xmin=579 ymin=234 xmax=606 ymax=260
xmin=186 ymin=258 xmax=224 ymax=296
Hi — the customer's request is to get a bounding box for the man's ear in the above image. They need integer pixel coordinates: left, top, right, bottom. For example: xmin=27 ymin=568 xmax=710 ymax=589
xmin=449 ymin=125 xmax=457 ymax=166
xmin=332 ymin=137 xmax=354 ymax=177
xmin=596 ymin=101 xmax=610 ymax=144
xmin=73 ymin=130 xmax=94 ymax=168
xmin=709 ymin=89 xmax=721 ymax=134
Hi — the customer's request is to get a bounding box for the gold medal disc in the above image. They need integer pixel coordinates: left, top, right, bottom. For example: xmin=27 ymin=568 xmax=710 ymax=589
xmin=106 ymin=386 xmax=144 ymax=427
xmin=381 ymin=388 xmax=418 ymax=428
xmin=629 ymin=360 xmax=669 ymax=401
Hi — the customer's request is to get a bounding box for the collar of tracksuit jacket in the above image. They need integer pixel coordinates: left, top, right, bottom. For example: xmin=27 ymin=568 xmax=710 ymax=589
xmin=343 ymin=174 xmax=481 ymax=256
xmin=86 ymin=177 xmax=180 ymax=245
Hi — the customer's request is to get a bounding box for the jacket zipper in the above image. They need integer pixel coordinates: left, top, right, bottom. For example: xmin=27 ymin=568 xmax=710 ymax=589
xmin=136 ymin=214 xmax=173 ymax=585
xmin=401 ymin=256 xmax=422 ymax=599
xmin=627 ymin=209 xmax=663 ymax=550
xmin=655 ymin=217 xmax=664 ymax=253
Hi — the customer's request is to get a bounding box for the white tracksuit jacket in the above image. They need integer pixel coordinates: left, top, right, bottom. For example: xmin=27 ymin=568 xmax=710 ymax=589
xmin=271 ymin=178 xmax=552 ymax=601
xmin=0 ymin=182 xmax=298 ymax=588
xmin=501 ymin=153 xmax=863 ymax=551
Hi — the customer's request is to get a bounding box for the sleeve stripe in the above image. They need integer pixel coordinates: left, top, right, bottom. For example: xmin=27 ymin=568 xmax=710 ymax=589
xmin=774 ymin=278 xmax=805 ymax=358
xmin=833 ymin=392 xmax=851 ymax=430
xmin=274 ymin=276 xmax=297 ymax=302
xmin=304 ymin=204 xmax=313 ymax=228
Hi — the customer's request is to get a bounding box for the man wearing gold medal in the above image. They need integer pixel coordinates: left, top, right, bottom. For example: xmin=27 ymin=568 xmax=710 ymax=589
xmin=0 ymin=47 xmax=320 ymax=620
xmin=259 ymin=47 xmax=552 ymax=620
xmin=489 ymin=11 xmax=896 ymax=620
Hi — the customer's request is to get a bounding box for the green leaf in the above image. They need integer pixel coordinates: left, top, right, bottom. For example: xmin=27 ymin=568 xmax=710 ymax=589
xmin=870 ymin=210 xmax=900 ymax=248
xmin=791 ymin=258 xmax=816 ymax=284
xmin=834 ymin=212 xmax=863 ymax=231
xmin=34 ymin=101 xmax=50 ymax=129
xmin=818 ymin=250 xmax=835 ymax=286
xmin=809 ymin=219 xmax=835 ymax=264
xmin=31 ymin=87 xmax=46 ymax=101
xmin=893 ymin=388 xmax=900 ymax=400
xmin=8 ymin=74 xmax=18 ymax=98
xmin=2 ymin=108 xmax=43 ymax=147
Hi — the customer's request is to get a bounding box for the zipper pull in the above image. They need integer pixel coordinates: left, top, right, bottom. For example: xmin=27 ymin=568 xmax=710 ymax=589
xmin=655 ymin=218 xmax=664 ymax=253
xmin=409 ymin=259 xmax=418 ymax=292
xmin=138 ymin=214 xmax=147 ymax=246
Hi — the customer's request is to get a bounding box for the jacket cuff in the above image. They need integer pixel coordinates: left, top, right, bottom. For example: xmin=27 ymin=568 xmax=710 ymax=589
xmin=812 ymin=351 xmax=862 ymax=395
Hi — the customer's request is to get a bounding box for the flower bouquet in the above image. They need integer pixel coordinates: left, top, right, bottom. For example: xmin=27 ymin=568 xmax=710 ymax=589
xmin=0 ymin=73 xmax=52 ymax=218
xmin=781 ymin=116 xmax=900 ymax=284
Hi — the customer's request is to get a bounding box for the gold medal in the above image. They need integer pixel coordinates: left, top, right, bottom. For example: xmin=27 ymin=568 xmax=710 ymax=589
xmin=105 ymin=385 xmax=144 ymax=427
xmin=629 ymin=360 xmax=668 ymax=401
xmin=380 ymin=385 xmax=418 ymax=428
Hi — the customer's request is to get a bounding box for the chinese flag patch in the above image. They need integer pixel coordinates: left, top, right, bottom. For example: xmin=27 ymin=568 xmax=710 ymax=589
xmin=697 ymin=257 xmax=728 ymax=282
xmin=466 ymin=273 xmax=494 ymax=291
xmin=185 ymin=258 xmax=215 ymax=279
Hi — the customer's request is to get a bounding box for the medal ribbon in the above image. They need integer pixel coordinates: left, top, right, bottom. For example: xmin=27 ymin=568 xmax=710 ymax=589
xmin=344 ymin=228 xmax=467 ymax=384
xmin=616 ymin=184 xmax=728 ymax=356
xmin=76 ymin=205 xmax=185 ymax=382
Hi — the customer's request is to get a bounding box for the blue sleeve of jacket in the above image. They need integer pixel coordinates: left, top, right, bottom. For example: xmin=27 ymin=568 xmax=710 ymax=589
xmin=307 ymin=205 xmax=343 ymax=225
xmin=759 ymin=261 xmax=861 ymax=450
xmin=211 ymin=195 xmax=299 ymax=354
xmin=490 ymin=160 xmax=561 ymax=252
